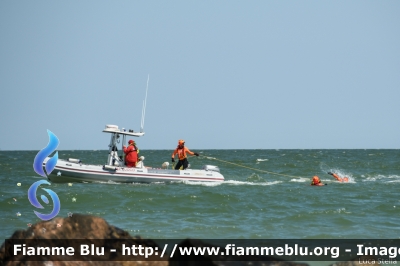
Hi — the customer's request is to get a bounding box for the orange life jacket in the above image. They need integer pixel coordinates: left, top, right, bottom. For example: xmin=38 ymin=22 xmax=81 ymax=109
xmin=172 ymin=146 xmax=194 ymax=160
xmin=311 ymin=176 xmax=321 ymax=186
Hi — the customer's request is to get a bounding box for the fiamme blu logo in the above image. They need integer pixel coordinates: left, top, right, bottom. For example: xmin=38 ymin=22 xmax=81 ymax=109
xmin=28 ymin=130 xmax=61 ymax=221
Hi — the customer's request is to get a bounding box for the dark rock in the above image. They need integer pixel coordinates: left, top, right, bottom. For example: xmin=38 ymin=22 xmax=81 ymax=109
xmin=0 ymin=214 xmax=166 ymax=266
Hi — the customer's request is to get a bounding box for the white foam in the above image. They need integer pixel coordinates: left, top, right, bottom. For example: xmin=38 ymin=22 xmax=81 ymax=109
xmin=363 ymin=175 xmax=400 ymax=182
xmin=318 ymin=165 xmax=357 ymax=183
xmin=256 ymin=159 xmax=269 ymax=162
xmin=290 ymin=178 xmax=308 ymax=183
xmin=183 ymin=181 xmax=223 ymax=187
xmin=223 ymin=180 xmax=282 ymax=186
xmin=335 ymin=208 xmax=351 ymax=214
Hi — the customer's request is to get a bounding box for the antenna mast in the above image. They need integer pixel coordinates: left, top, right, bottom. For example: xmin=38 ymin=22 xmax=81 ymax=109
xmin=140 ymin=75 xmax=149 ymax=133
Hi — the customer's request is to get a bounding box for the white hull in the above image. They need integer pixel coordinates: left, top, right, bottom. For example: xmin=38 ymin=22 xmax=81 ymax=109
xmin=44 ymin=124 xmax=225 ymax=184
xmin=46 ymin=159 xmax=224 ymax=183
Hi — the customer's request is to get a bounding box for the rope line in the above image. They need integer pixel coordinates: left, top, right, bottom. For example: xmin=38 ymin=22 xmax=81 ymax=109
xmin=200 ymin=155 xmax=303 ymax=179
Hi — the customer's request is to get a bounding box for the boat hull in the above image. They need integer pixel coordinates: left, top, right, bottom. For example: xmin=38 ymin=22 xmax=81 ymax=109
xmin=46 ymin=159 xmax=224 ymax=183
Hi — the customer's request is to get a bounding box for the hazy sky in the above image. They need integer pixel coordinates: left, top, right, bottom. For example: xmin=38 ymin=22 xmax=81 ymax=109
xmin=1 ymin=1 xmax=399 ymax=150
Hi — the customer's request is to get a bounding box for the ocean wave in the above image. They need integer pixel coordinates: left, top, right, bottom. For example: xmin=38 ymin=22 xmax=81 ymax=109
xmin=308 ymin=207 xmax=351 ymax=215
xmin=363 ymin=175 xmax=400 ymax=182
xmin=183 ymin=180 xmax=283 ymax=186
xmin=182 ymin=180 xmax=223 ymax=187
xmin=223 ymin=180 xmax=282 ymax=186
xmin=290 ymin=178 xmax=308 ymax=183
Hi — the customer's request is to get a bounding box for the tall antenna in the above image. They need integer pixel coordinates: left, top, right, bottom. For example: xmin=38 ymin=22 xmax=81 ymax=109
xmin=140 ymin=74 xmax=149 ymax=133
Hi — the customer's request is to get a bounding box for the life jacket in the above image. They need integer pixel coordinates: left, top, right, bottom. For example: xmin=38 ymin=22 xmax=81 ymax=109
xmin=311 ymin=176 xmax=321 ymax=185
xmin=172 ymin=145 xmax=194 ymax=160
xmin=176 ymin=146 xmax=187 ymax=160
xmin=124 ymin=144 xmax=138 ymax=166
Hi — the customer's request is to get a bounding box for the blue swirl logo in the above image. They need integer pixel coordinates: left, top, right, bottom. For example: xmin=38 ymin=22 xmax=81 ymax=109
xmin=28 ymin=180 xmax=61 ymax=221
xmin=29 ymin=130 xmax=61 ymax=220
xmin=33 ymin=130 xmax=59 ymax=177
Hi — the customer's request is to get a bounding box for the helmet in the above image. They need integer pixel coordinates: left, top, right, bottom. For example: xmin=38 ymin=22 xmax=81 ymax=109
xmin=128 ymin=140 xmax=135 ymax=144
xmin=178 ymin=139 xmax=185 ymax=145
xmin=312 ymin=176 xmax=320 ymax=184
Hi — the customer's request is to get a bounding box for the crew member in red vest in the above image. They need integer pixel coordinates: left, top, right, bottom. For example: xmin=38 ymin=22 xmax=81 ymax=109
xmin=123 ymin=140 xmax=138 ymax=167
xmin=171 ymin=139 xmax=199 ymax=170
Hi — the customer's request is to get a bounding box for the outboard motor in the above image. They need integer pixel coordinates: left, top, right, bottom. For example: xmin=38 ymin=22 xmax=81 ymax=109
xmin=202 ymin=165 xmax=220 ymax=173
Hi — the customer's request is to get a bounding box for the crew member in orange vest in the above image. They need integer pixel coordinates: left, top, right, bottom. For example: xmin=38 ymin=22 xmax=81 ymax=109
xmin=328 ymin=172 xmax=349 ymax=182
xmin=311 ymin=176 xmax=326 ymax=186
xmin=171 ymin=139 xmax=199 ymax=170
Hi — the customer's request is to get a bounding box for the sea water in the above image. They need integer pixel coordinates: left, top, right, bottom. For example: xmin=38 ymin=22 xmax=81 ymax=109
xmin=0 ymin=150 xmax=399 ymax=263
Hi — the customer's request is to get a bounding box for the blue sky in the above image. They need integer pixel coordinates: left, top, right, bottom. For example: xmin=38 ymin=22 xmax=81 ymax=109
xmin=1 ymin=1 xmax=399 ymax=150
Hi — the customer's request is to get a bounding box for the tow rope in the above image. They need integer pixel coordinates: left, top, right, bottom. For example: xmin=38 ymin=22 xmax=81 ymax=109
xmin=200 ymin=155 xmax=303 ymax=179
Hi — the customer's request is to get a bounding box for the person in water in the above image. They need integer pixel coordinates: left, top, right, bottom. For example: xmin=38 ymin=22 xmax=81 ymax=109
xmin=171 ymin=139 xmax=199 ymax=170
xmin=328 ymin=172 xmax=349 ymax=182
xmin=311 ymin=176 xmax=326 ymax=186
xmin=123 ymin=140 xmax=138 ymax=167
